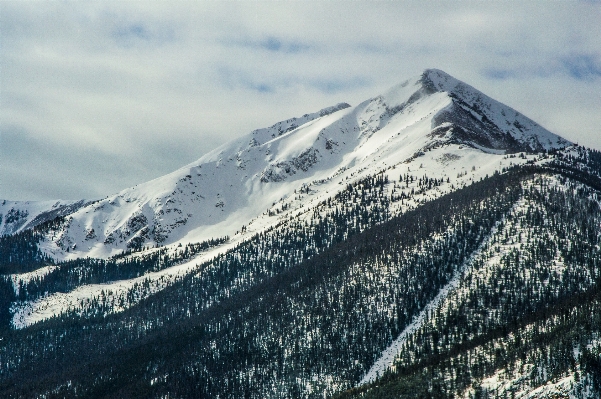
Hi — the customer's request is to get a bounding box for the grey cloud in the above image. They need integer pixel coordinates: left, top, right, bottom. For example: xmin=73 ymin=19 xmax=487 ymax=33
xmin=226 ymin=36 xmax=313 ymax=54
xmin=110 ymin=19 xmax=177 ymax=48
xmin=308 ymin=77 xmax=371 ymax=94
xmin=480 ymin=53 xmax=601 ymax=82
xmin=217 ymin=66 xmax=369 ymax=95
xmin=0 ymin=124 xmax=213 ymax=201
xmin=482 ymin=69 xmax=518 ymax=81
xmin=561 ymin=54 xmax=601 ymax=81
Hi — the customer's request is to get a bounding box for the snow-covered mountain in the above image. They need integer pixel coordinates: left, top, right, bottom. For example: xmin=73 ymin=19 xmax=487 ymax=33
xmin=2 ymin=69 xmax=569 ymax=262
xmin=5 ymin=69 xmax=601 ymax=399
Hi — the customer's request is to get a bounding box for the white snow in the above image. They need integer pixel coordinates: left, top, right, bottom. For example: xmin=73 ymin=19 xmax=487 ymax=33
xmin=9 ymin=265 xmax=58 ymax=295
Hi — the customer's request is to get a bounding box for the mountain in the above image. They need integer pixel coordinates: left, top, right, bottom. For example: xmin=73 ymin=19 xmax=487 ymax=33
xmin=1 ymin=69 xmax=568 ymax=261
xmin=1 ymin=69 xmax=600 ymax=398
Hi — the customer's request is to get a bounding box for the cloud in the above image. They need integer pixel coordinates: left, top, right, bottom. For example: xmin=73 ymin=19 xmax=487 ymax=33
xmin=482 ymin=68 xmax=518 ymax=81
xmin=229 ymin=36 xmax=312 ymax=54
xmin=1 ymin=1 xmax=601 ymax=200
xmin=217 ymin=66 xmax=369 ymax=95
xmin=262 ymin=37 xmax=309 ymax=54
xmin=114 ymin=23 xmax=151 ymax=41
xmin=561 ymin=54 xmax=601 ymax=80
xmin=217 ymin=67 xmax=276 ymax=93
xmin=111 ymin=19 xmax=176 ymax=48
xmin=309 ymin=77 xmax=370 ymax=94
xmin=481 ymin=51 xmax=601 ymax=83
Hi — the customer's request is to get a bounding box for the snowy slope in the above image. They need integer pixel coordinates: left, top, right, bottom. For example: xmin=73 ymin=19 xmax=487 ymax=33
xmin=24 ymin=69 xmax=569 ymax=262
xmin=5 ymin=69 xmax=574 ymax=328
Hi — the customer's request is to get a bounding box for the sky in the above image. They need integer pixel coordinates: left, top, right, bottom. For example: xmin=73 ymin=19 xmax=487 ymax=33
xmin=1 ymin=1 xmax=600 ymax=201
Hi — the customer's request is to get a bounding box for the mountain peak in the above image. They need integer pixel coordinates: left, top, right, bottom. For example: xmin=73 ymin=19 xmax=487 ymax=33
xmin=421 ymin=68 xmax=453 ymax=80
xmin=379 ymin=68 xmax=571 ymax=153
xmin=420 ymin=68 xmax=461 ymax=93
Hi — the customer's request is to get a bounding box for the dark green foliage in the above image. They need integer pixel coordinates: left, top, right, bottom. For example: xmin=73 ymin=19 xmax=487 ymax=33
xmin=0 ymin=277 xmax=15 ymax=331
xmin=0 ymin=168 xmax=523 ymax=397
xmin=2 ymin=149 xmax=601 ymax=398
xmin=0 ymin=216 xmax=62 ymax=274
xmin=16 ymin=237 xmax=228 ymax=302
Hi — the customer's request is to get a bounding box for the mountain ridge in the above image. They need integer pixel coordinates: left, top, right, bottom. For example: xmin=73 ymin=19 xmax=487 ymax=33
xmin=0 ymin=69 xmax=570 ymax=260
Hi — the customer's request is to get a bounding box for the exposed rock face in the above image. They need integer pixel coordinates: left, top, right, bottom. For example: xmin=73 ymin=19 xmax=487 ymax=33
xmin=260 ymin=148 xmax=321 ymax=182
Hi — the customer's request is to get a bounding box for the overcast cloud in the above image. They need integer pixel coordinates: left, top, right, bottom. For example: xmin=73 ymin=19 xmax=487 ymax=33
xmin=1 ymin=1 xmax=600 ymax=201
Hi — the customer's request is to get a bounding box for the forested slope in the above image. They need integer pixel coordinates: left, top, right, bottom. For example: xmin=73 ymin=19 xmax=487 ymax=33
xmin=0 ymin=150 xmax=600 ymax=397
